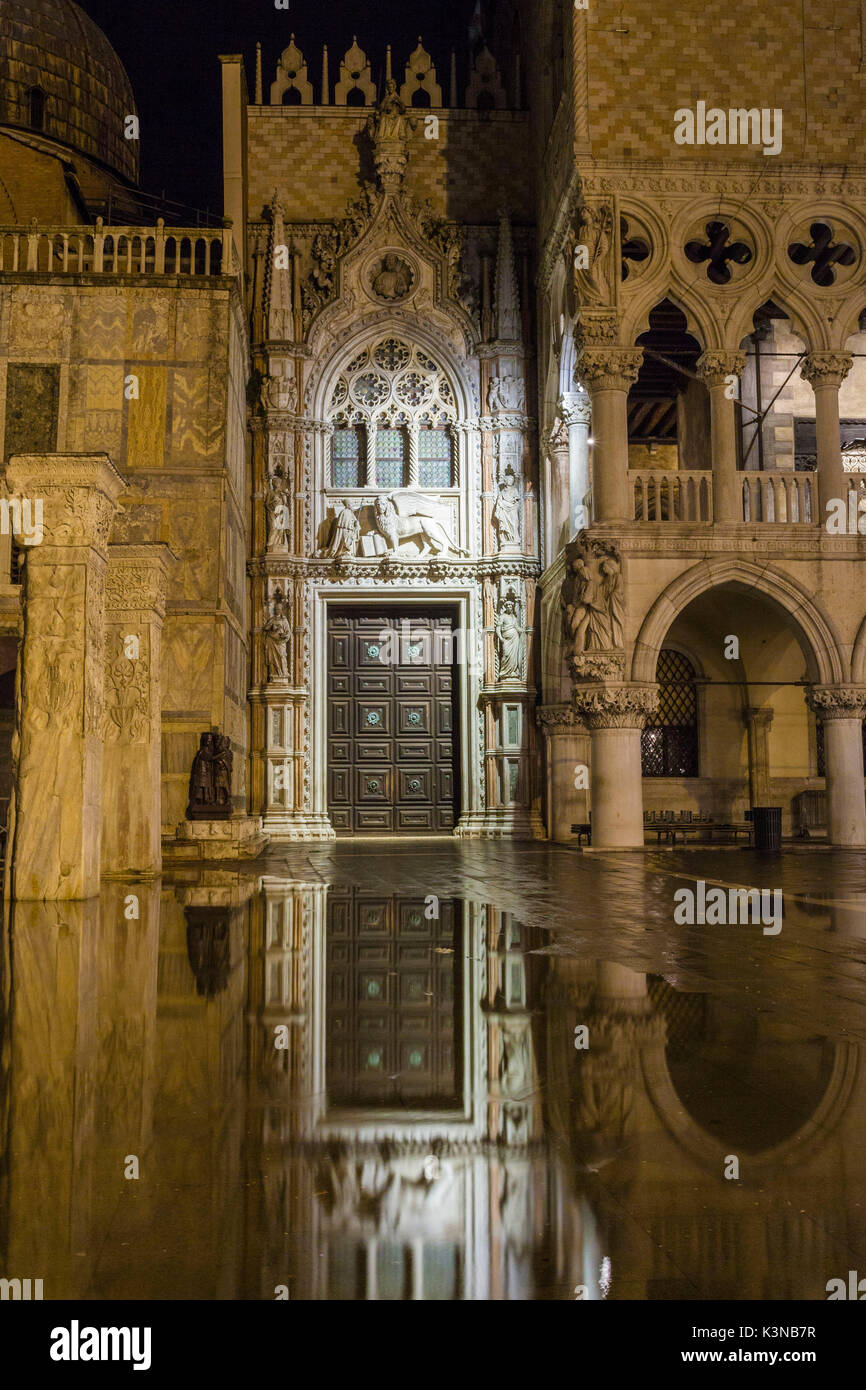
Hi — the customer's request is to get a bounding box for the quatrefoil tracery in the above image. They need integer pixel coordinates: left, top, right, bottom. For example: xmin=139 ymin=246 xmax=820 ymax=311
xmin=788 ymin=221 xmax=857 ymax=287
xmin=684 ymin=221 xmax=753 ymax=285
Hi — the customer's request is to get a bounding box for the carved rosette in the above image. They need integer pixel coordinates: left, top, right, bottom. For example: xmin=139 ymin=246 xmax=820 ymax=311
xmin=800 ymin=352 xmax=854 ymax=390
xmin=696 ymin=349 xmax=747 ymax=386
xmin=576 ymin=347 xmax=643 ymax=394
xmin=804 ymin=685 xmax=866 ymax=720
xmin=572 ymin=683 xmax=659 ymax=730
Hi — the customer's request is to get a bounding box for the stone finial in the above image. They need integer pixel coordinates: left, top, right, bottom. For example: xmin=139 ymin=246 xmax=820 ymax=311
xmin=334 ymin=37 xmax=376 ymax=105
xmin=465 ymin=45 xmax=506 ymax=109
xmin=321 ymin=45 xmax=330 ymax=104
xmin=271 ymin=35 xmax=313 ymax=105
xmin=450 ymin=51 xmax=458 ymax=107
xmin=264 ymin=193 xmax=293 ymax=341
xmin=400 ymin=38 xmax=442 ymax=107
xmin=255 ymin=42 xmax=263 ymax=104
xmin=494 ymin=210 xmax=521 ymax=341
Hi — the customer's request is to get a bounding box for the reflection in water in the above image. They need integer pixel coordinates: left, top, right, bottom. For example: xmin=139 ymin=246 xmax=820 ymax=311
xmin=0 ymin=866 xmax=865 ymax=1300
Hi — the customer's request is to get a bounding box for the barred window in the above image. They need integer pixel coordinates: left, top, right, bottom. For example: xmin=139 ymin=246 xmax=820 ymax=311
xmin=332 ymin=426 xmax=365 ymax=488
xmin=375 ymin=427 xmax=409 ymax=488
xmin=642 ymin=648 xmax=699 ymax=777
xmin=418 ymin=427 xmax=453 ymax=487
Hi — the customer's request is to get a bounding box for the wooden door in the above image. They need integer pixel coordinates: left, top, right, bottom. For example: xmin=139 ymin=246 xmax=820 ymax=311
xmin=327 ymin=609 xmax=459 ymax=834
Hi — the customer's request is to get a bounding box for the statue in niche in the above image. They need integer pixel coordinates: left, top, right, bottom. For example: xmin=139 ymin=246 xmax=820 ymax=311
xmin=323 ymin=499 xmax=360 ymax=558
xmin=266 ymin=479 xmax=290 ymax=552
xmin=495 ymin=591 xmax=523 ymax=681
xmin=263 ymin=592 xmax=292 ymax=682
xmin=493 ymin=467 xmax=521 ymax=550
xmin=371 ymin=253 xmax=414 ymax=302
xmin=373 ymin=493 xmax=468 ymax=558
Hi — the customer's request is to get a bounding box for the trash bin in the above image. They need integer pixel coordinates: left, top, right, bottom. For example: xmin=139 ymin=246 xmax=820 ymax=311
xmin=752 ymin=806 xmax=782 ymax=851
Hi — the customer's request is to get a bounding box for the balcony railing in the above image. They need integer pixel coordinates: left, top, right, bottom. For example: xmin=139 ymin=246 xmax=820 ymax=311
xmin=632 ymin=470 xmax=713 ymax=522
xmin=0 ymin=221 xmax=237 ymax=278
xmin=741 ymin=473 xmax=815 ymax=524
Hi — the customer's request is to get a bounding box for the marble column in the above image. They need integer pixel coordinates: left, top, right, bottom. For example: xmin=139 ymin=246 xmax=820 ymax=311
xmin=576 ymin=349 xmax=642 ymax=523
xmin=572 ymin=685 xmax=658 ymax=848
xmin=558 ymin=389 xmax=592 ymax=536
xmin=806 ymin=686 xmax=866 ymax=847
xmin=102 ymin=544 xmax=174 ymax=877
xmin=744 ymin=705 xmax=774 ymax=807
xmin=696 ymin=350 xmax=747 ymax=523
xmin=544 ymin=417 xmax=571 ymax=563
xmin=537 ymin=704 xmax=590 ymax=842
xmin=801 ymin=353 xmax=853 ymax=520
xmin=5 ymin=454 xmax=124 ymax=900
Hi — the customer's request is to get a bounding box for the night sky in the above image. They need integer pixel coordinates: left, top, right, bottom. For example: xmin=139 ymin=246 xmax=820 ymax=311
xmin=81 ymin=0 xmax=478 ymax=216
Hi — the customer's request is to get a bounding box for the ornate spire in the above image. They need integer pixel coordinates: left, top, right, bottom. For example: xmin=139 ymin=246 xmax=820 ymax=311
xmin=321 ymin=45 xmax=329 ymax=104
xmin=264 ymin=192 xmax=293 ymax=341
xmin=255 ymin=42 xmax=263 ymax=104
xmin=495 ymin=210 xmax=521 ymax=341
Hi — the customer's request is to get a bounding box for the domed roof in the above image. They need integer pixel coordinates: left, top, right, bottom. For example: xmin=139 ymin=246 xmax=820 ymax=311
xmin=0 ymin=0 xmax=139 ymax=183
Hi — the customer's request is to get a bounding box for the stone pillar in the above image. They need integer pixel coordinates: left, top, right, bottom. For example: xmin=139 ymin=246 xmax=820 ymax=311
xmin=544 ymin=418 xmax=571 ymax=563
xmin=5 ymin=454 xmax=124 ymax=900
xmin=576 ymin=349 xmax=642 ymax=523
xmin=537 ymin=705 xmax=590 ymax=842
xmin=558 ymin=389 xmax=592 ymax=536
xmin=572 ymin=685 xmax=657 ymax=848
xmin=806 ymin=686 xmax=866 ymax=847
xmin=744 ymin=705 xmax=774 ymax=807
xmin=102 ymin=544 xmax=174 ymax=877
xmin=696 ymin=350 xmax=747 ymax=523
xmin=801 ymin=353 xmax=853 ymax=520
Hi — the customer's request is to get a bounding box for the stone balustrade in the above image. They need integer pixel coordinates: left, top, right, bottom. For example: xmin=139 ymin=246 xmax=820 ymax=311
xmin=0 ymin=222 xmax=237 ymax=277
xmin=632 ymin=469 xmax=713 ymax=523
xmin=741 ymin=472 xmax=816 ymax=524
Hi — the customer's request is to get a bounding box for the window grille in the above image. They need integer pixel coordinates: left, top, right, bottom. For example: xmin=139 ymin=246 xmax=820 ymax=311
xmin=418 ymin=428 xmax=453 ymax=487
xmin=375 ymin=428 xmax=408 ymax=488
xmin=642 ymin=648 xmax=699 ymax=777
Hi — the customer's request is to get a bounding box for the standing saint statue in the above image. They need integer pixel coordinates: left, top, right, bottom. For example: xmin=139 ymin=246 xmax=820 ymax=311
xmin=263 ymin=605 xmax=292 ymax=682
xmin=186 ymin=732 xmax=215 ymax=820
xmin=266 ymin=480 xmax=290 ymax=552
xmin=324 ymin=499 xmax=360 ymax=558
xmin=597 ymin=541 xmax=624 ymax=649
xmin=562 ymin=543 xmax=609 ymax=655
xmin=493 ymin=468 xmax=521 ymax=550
xmin=495 ymin=593 xmax=523 ymax=680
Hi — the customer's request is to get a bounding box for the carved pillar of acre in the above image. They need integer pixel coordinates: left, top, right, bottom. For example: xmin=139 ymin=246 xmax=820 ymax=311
xmin=571 ymin=685 xmax=658 ymax=849
xmin=465 ymin=211 xmax=544 ymax=838
xmin=5 ymin=453 xmax=124 ymax=900
xmin=101 ymin=544 xmax=174 ymax=877
xmin=805 ymin=686 xmax=866 ymax=846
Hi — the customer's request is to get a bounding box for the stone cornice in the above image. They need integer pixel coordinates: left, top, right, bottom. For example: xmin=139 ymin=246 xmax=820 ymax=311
xmin=249 ymin=555 xmax=542 ymax=582
xmin=582 ymin=525 xmax=866 ymax=558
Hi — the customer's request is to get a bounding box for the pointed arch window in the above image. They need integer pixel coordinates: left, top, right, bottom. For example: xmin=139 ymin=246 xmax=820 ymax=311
xmin=642 ymin=649 xmax=699 ymax=777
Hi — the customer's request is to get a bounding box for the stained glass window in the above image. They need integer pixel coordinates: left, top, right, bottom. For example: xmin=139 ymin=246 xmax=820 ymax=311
xmin=332 ymin=426 xmax=365 ymax=488
xmin=418 ymin=428 xmax=453 ymax=487
xmin=641 ymin=648 xmax=699 ymax=777
xmin=376 ymin=428 xmax=408 ymax=488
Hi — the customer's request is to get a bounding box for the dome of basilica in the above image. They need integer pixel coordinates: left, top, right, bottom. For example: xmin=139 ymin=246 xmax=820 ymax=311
xmin=0 ymin=0 xmax=139 ymax=183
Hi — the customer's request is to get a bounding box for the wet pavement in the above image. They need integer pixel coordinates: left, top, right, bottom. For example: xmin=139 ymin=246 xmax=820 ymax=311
xmin=1 ymin=842 xmax=865 ymax=1300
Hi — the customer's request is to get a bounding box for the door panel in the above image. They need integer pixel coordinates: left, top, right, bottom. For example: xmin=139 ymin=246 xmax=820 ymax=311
xmin=327 ymin=609 xmax=459 ymax=835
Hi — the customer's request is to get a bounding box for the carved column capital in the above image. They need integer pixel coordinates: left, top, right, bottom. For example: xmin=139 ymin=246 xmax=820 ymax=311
xmin=105 ymin=543 xmax=175 ymax=620
xmin=696 ymin=349 xmax=747 ymax=384
xmin=536 ymin=702 xmax=582 ymax=732
xmin=5 ymin=452 xmax=125 ymax=557
xmin=800 ymin=352 xmax=854 ymax=390
xmin=557 ymin=390 xmax=592 ymax=427
xmin=804 ymin=685 xmax=866 ymax=720
xmin=572 ymin=683 xmax=658 ymax=729
xmin=576 ymin=347 xmax=643 ymax=394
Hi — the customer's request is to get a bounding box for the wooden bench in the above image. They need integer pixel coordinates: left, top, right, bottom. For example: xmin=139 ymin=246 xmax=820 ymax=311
xmin=571 ymin=817 xmax=592 ymax=845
